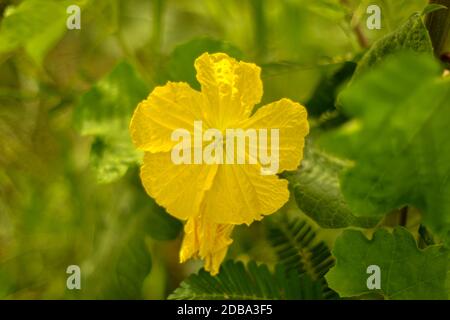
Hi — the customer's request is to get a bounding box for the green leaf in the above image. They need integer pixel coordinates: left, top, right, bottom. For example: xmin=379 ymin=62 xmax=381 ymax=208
xmin=0 ymin=0 xmax=74 ymax=65
xmin=169 ymin=260 xmax=326 ymax=300
xmin=320 ymin=53 xmax=450 ymax=244
xmin=89 ymin=135 xmax=140 ymax=184
xmin=74 ymin=62 xmax=149 ymax=183
xmin=142 ymin=196 xmax=182 ymax=241
xmin=285 ymin=144 xmax=380 ymax=229
xmin=266 ymin=214 xmax=335 ymax=278
xmin=167 ymin=37 xmax=242 ymax=90
xmin=79 ymin=192 xmax=154 ymax=299
xmin=98 ymin=235 xmax=152 ymax=299
xmin=353 ymin=13 xmax=433 ymax=78
xmin=107 ymin=235 xmax=152 ymax=299
xmin=265 ymin=214 xmax=338 ymax=299
xmin=422 ymin=3 xmax=448 ymax=16
xmin=128 ymin=170 xmax=182 ymax=241
xmin=304 ymin=0 xmax=347 ymax=21
xmin=306 ymin=61 xmax=356 ymax=117
xmin=326 ymin=227 xmax=449 ymax=299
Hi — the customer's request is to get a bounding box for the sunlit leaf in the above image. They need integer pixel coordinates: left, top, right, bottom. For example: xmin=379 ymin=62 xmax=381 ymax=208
xmin=353 ymin=13 xmax=433 ymax=78
xmin=320 ymin=53 xmax=450 ymax=243
xmin=74 ymin=62 xmax=149 ymax=183
xmin=0 ymin=0 xmax=75 ymax=65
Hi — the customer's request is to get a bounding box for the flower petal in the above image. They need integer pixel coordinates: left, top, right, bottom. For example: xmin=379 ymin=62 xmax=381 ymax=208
xmin=140 ymin=151 xmax=218 ymax=220
xmin=195 ymin=52 xmax=262 ymax=128
xmin=239 ymin=98 xmax=309 ymax=173
xmin=180 ymin=215 xmax=234 ymax=275
xmin=130 ymin=82 xmax=206 ymax=153
xmin=201 ymin=164 xmax=290 ymax=225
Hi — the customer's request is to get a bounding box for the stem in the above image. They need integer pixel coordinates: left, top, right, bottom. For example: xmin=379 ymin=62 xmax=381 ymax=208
xmin=418 ymin=224 xmax=435 ymax=247
xmin=353 ymin=25 xmax=369 ymax=48
xmin=340 ymin=0 xmax=369 ymax=48
xmin=251 ymin=0 xmax=266 ymax=60
xmin=399 ymin=206 xmax=408 ymax=227
xmin=151 ymin=0 xmax=165 ymax=53
xmin=426 ymin=0 xmax=450 ymax=57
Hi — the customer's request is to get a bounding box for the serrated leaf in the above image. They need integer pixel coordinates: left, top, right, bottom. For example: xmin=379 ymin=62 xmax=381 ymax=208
xmin=0 ymin=0 xmax=74 ymax=65
xmin=320 ymin=53 xmax=450 ymax=244
xmin=74 ymin=62 xmax=149 ymax=183
xmin=353 ymin=13 xmax=433 ymax=78
xmin=169 ymin=260 xmax=326 ymax=300
xmin=285 ymin=144 xmax=379 ymax=229
xmin=167 ymin=37 xmax=242 ymax=90
xmin=326 ymin=227 xmax=449 ymax=299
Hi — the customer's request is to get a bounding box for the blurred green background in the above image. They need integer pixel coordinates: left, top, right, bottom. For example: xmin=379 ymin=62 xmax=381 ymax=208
xmin=0 ymin=0 xmax=440 ymax=299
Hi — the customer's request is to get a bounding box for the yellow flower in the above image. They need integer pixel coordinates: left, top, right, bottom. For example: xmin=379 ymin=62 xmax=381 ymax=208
xmin=130 ymin=52 xmax=309 ymax=275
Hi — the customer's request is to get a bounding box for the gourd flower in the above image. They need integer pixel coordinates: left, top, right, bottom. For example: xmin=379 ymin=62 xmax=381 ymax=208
xmin=130 ymin=52 xmax=309 ymax=275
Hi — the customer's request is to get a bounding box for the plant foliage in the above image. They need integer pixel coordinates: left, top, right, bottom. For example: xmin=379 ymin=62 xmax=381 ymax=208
xmin=169 ymin=260 xmax=326 ymax=300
